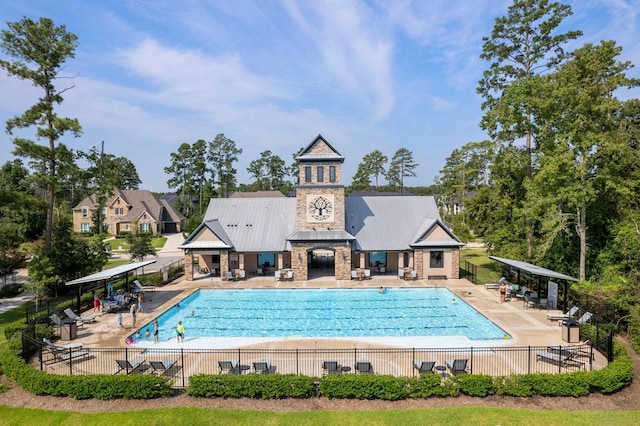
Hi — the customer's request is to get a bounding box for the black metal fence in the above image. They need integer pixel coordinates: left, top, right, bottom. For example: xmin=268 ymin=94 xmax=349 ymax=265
xmin=460 ymin=260 xmax=478 ymax=284
xmin=25 ymin=333 xmax=596 ymax=389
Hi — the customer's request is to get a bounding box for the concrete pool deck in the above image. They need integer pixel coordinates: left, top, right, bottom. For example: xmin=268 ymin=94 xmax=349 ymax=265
xmin=71 ymin=275 xmax=596 ymax=354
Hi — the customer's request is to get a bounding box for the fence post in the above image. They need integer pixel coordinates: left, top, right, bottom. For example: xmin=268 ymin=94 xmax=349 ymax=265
xmin=181 ymin=348 xmax=185 ymax=387
xmin=528 ymin=346 xmax=531 ymax=374
xmin=470 ymin=347 xmax=473 ymax=374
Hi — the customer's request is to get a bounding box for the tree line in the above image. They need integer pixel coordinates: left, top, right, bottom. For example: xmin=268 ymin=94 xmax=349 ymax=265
xmin=435 ymin=0 xmax=640 ymax=327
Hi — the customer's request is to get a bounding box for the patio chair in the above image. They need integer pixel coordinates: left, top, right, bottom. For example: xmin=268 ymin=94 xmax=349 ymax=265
xmin=149 ymin=359 xmax=178 ymax=375
xmin=114 ymin=358 xmax=147 ymax=374
xmin=253 ymin=360 xmax=272 ymax=374
xmin=445 ymin=359 xmax=468 ymax=376
xmin=218 ymin=360 xmax=240 ymax=375
xmin=536 ymin=350 xmax=584 ymax=369
xmin=238 ymin=270 xmax=246 ymax=279
xmin=64 ymin=308 xmax=95 ymax=323
xmin=398 ymin=269 xmax=404 ymax=280
xmin=134 ymin=279 xmax=156 ymax=292
xmin=355 ymin=360 xmax=373 ymax=374
xmin=413 ymin=360 xmax=436 ymax=374
xmin=351 ymin=270 xmax=358 ymax=280
xmin=364 ymin=269 xmax=371 ymax=279
xmin=257 ymin=268 xmax=265 ymax=276
xmin=322 ymin=360 xmax=341 ymax=374
xmin=226 ymin=271 xmax=235 ymax=281
xmin=547 ymin=306 xmax=579 ymax=322
xmin=410 ymin=270 xmax=418 ymax=280
xmin=286 ymin=270 xmax=294 ymax=281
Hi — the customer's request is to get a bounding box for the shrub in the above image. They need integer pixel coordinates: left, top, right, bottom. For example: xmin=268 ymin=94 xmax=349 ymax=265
xmin=0 ymin=284 xmax=23 ymax=298
xmin=319 ymin=374 xmax=410 ymax=400
xmin=455 ymin=374 xmax=496 ymax=397
xmin=188 ymin=374 xmax=316 ymax=399
xmin=407 ymin=374 xmax=458 ymax=397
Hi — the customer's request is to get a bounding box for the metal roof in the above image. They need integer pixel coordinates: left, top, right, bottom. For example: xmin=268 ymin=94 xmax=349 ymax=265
xmin=346 ymin=196 xmax=456 ymax=251
xmin=198 ymin=197 xmax=297 ymax=252
xmin=489 ymin=256 xmax=578 ymax=282
xmin=65 ymin=260 xmax=157 ymax=286
xmin=184 ymin=195 xmax=461 ymax=253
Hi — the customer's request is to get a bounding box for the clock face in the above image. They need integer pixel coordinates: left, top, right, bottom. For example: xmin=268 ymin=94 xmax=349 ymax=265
xmin=307 ymin=195 xmax=334 ymax=222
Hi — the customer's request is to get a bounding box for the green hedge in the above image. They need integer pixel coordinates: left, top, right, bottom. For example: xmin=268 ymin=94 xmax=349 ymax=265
xmin=0 ymin=348 xmax=173 ymax=400
xmin=0 ymin=326 xmax=633 ymax=400
xmin=188 ymin=374 xmax=317 ymax=399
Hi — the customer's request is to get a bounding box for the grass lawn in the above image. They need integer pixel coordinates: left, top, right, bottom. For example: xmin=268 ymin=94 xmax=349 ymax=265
xmin=105 ymin=236 xmax=167 ymax=253
xmin=460 ymin=247 xmax=502 ymax=285
xmin=0 ymin=405 xmax=639 ymax=425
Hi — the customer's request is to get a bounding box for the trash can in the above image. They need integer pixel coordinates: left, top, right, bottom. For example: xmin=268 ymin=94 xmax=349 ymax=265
xmin=61 ymin=321 xmax=78 ymax=341
xmin=561 ymin=319 xmax=579 ymax=343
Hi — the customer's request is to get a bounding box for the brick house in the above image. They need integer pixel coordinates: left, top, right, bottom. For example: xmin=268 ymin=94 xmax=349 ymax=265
xmin=72 ymin=188 xmax=185 ymax=235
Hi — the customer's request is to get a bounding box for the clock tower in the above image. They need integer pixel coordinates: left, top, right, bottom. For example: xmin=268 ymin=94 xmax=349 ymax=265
xmin=289 ymin=135 xmax=352 ymax=280
xmin=294 ymin=135 xmax=345 ymax=231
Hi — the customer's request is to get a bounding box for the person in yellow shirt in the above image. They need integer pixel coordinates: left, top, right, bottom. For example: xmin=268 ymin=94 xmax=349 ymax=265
xmin=176 ymin=321 xmax=184 ymax=343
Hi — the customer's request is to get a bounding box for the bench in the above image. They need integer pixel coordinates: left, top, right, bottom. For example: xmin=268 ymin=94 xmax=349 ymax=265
xmin=427 ymin=275 xmax=447 ymax=280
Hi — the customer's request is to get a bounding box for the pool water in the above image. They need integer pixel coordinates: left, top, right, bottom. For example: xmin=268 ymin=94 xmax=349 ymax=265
xmin=141 ymin=288 xmax=510 ymax=343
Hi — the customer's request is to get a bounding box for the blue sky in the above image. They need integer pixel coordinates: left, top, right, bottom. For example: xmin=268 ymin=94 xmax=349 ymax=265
xmin=1 ymin=0 xmax=639 ymax=193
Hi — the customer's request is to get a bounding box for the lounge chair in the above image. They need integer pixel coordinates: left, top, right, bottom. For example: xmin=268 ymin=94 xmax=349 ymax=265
xmin=445 ymin=359 xmax=468 ymax=375
xmin=514 ymin=287 xmax=527 ymax=300
xmin=149 ymin=359 xmax=178 ymax=375
xmin=547 ymin=306 xmax=579 ymax=322
xmin=64 ymin=308 xmax=95 ymax=323
xmin=253 ymin=360 xmax=272 ymax=374
xmin=355 ymin=361 xmax=373 ymax=374
xmin=547 ymin=342 xmax=594 ymax=360
xmin=577 ymin=312 xmax=592 ymax=324
xmin=43 ymin=337 xmax=83 ymax=351
xmin=114 ymin=358 xmax=147 ymax=374
xmin=413 ymin=360 xmax=436 ymax=374
xmin=536 ymin=350 xmax=584 ymax=369
xmin=42 ymin=339 xmax=88 ymax=363
xmin=322 ymin=360 xmax=341 ymax=374
xmin=134 ymin=279 xmax=156 ymax=292
xmin=218 ymin=360 xmax=240 ymax=374
xmin=484 ymin=277 xmax=506 ymax=290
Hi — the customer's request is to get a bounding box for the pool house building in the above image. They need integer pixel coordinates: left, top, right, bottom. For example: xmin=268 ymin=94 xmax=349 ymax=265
xmin=180 ymin=135 xmax=464 ymax=281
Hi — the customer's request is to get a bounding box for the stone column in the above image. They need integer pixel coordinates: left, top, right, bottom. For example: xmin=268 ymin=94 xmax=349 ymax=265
xmin=220 ymin=252 xmax=229 ymax=281
xmin=184 ymin=251 xmax=194 ymax=281
xmin=451 ymin=249 xmax=460 ymax=279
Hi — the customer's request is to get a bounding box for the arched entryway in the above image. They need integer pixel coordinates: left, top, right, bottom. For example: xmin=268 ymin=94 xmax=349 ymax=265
xmin=307 ymin=247 xmax=335 ymax=279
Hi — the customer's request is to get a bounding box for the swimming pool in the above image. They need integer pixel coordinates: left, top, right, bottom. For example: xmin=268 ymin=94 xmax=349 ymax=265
xmin=135 ymin=288 xmax=510 ymax=347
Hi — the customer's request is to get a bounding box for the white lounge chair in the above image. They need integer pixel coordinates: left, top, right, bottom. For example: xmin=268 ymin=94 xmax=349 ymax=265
xmin=484 ymin=277 xmax=506 ymax=290
xmin=577 ymin=312 xmax=592 ymax=324
xmin=547 ymin=306 xmax=579 ymax=321
xmin=134 ymin=279 xmax=156 ymax=292
xmin=64 ymin=308 xmax=95 ymax=323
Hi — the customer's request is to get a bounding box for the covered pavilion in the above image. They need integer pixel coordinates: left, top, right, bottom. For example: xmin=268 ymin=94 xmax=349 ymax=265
xmin=489 ymin=256 xmax=578 ymax=312
xmin=65 ymin=260 xmax=156 ymax=312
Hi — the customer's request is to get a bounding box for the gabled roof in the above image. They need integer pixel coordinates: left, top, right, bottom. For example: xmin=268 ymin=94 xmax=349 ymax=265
xmin=73 ymin=189 xmax=185 ymax=224
xmin=186 ymin=197 xmax=298 ymax=252
xmin=295 ymin=134 xmax=344 ymax=162
xmin=345 ymin=196 xmax=460 ymax=251
xmin=183 ymin=194 xmax=461 ymax=253
xmin=410 ymin=218 xmax=465 ymax=248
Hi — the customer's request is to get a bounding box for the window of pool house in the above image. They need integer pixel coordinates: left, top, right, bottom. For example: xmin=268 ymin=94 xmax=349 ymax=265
xmin=430 ymin=251 xmax=444 ymax=268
